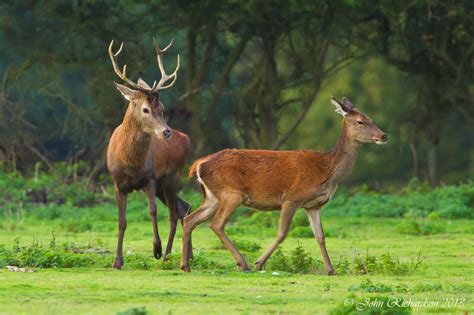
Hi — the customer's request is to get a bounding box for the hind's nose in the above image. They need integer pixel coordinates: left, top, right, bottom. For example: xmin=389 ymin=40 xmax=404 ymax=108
xmin=382 ymin=134 xmax=388 ymax=142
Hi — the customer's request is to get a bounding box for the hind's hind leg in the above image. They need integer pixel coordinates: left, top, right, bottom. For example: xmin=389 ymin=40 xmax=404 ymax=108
xmin=209 ymin=193 xmax=247 ymax=270
xmin=180 ymin=194 xmax=219 ymax=272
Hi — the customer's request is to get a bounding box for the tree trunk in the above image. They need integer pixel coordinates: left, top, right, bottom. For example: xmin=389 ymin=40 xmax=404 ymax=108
xmin=409 ymin=140 xmax=419 ymax=179
xmin=427 ymin=139 xmax=437 ymax=187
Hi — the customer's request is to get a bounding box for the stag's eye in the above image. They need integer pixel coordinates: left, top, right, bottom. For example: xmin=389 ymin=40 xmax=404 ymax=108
xmin=142 ymin=108 xmax=150 ymax=114
xmin=357 ymin=121 xmax=364 ymax=125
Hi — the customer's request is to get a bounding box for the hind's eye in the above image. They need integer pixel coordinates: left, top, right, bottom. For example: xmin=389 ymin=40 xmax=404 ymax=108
xmin=142 ymin=108 xmax=150 ymax=114
xmin=357 ymin=121 xmax=364 ymax=125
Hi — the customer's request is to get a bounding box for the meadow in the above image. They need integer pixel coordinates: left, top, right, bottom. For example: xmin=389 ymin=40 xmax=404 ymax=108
xmin=0 ymin=168 xmax=473 ymax=314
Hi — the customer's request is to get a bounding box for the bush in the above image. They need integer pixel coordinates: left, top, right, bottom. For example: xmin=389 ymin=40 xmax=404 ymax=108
xmin=190 ymin=249 xmax=227 ymax=270
xmin=336 ymin=250 xmax=422 ymax=276
xmin=325 ymin=180 xmax=474 ymax=219
xmin=0 ymin=237 xmax=112 ymax=268
xmin=0 ymin=163 xmax=111 ymax=218
xmin=396 ymin=219 xmax=446 ymax=236
xmin=349 ymin=278 xmax=393 ymax=293
xmin=116 ymin=307 xmax=148 ymax=315
xmin=213 ymin=239 xmax=261 ymax=253
xmin=289 ymin=226 xmax=314 ymax=238
xmin=60 ymin=217 xmax=93 ymax=233
xmin=241 ymin=212 xmax=279 ymax=228
xmin=412 ymin=283 xmax=443 ymax=292
xmin=266 ymin=244 xmax=324 ymax=274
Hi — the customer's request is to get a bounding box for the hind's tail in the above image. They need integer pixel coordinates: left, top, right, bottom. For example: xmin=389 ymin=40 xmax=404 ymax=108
xmin=189 ymin=156 xmax=209 ymax=179
xmin=188 ymin=160 xmax=200 ymax=179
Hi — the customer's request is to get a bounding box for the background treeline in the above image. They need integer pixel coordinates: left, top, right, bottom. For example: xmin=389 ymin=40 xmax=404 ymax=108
xmin=0 ymin=0 xmax=472 ymax=187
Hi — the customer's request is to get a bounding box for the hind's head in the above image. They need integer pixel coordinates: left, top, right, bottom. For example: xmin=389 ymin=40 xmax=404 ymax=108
xmin=331 ymin=96 xmax=388 ymax=144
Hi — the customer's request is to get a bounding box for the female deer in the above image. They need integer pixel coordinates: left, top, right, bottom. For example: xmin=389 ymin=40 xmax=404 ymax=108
xmin=181 ymin=96 xmax=387 ymax=274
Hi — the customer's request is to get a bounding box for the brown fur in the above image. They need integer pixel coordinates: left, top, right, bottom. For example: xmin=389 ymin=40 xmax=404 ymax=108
xmin=107 ymin=90 xmax=191 ymax=269
xmin=181 ymin=99 xmax=387 ymax=273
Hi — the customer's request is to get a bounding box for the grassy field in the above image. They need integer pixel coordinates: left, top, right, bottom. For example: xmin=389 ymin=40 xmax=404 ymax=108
xmin=0 ymin=213 xmax=472 ymax=314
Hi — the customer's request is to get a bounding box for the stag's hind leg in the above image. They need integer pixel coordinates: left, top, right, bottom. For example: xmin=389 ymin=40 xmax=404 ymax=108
xmin=255 ymin=202 xmax=297 ymax=271
xmin=144 ymin=181 xmax=162 ymax=260
xmin=306 ymin=207 xmax=335 ymax=275
xmin=156 ymin=176 xmax=192 ymax=260
xmin=180 ymin=193 xmax=219 ymax=272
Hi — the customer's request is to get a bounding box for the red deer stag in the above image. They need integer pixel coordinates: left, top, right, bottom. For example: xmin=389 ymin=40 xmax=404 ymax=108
xmin=107 ymin=38 xmax=190 ymax=269
xmin=181 ymin=96 xmax=387 ymax=274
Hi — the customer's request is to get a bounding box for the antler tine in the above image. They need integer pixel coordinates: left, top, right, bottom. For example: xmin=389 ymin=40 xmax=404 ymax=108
xmin=108 ymin=40 xmax=147 ymax=91
xmin=151 ymin=37 xmax=180 ymax=92
xmin=157 ymin=54 xmax=180 ymax=90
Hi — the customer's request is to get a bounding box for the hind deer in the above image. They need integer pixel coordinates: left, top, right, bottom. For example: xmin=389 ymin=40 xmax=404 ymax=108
xmin=181 ymin=96 xmax=388 ymax=274
xmin=107 ymin=38 xmax=191 ymax=269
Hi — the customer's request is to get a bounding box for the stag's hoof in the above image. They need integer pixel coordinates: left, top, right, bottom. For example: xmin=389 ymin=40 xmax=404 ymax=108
xmin=113 ymin=258 xmax=123 ymax=270
xmin=153 ymin=242 xmax=162 ymax=260
xmin=238 ymin=262 xmax=250 ymax=272
xmin=327 ymin=269 xmax=336 ymax=276
xmin=254 ymin=262 xmax=264 ymax=271
xmin=180 ymin=265 xmax=191 ymax=272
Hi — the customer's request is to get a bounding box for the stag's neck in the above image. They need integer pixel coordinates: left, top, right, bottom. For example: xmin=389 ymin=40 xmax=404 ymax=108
xmin=326 ymin=121 xmax=359 ymax=183
xmin=119 ymin=111 xmax=152 ymax=168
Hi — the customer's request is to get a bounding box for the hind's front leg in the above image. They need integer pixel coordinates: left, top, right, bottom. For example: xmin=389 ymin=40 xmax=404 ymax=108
xmin=144 ymin=181 xmax=162 ymax=259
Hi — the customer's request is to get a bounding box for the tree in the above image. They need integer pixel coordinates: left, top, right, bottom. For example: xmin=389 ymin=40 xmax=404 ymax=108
xmin=352 ymin=0 xmax=473 ymax=185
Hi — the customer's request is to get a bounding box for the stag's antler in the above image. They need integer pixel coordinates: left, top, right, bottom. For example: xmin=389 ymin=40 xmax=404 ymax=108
xmin=108 ymin=38 xmax=180 ymax=92
xmin=151 ymin=37 xmax=180 ymax=92
xmin=108 ymin=40 xmax=146 ymax=91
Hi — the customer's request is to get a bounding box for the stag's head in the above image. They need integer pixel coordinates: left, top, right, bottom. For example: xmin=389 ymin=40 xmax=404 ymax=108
xmin=331 ymin=96 xmax=388 ymax=144
xmin=109 ymin=38 xmax=180 ymax=140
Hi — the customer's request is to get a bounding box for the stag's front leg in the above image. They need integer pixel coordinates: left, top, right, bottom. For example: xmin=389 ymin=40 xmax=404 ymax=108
xmin=306 ymin=207 xmax=335 ymax=275
xmin=113 ymin=185 xmax=128 ymax=269
xmin=144 ymin=181 xmax=162 ymax=260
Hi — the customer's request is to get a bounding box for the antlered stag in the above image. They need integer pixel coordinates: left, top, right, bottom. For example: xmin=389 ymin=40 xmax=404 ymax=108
xmin=107 ymin=38 xmax=190 ymax=269
xmin=181 ymin=96 xmax=387 ymax=274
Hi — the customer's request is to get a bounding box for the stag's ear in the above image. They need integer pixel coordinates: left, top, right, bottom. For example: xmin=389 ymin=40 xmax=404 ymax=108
xmin=331 ymin=96 xmax=349 ymax=117
xmin=342 ymin=97 xmax=355 ymax=111
xmin=137 ymin=77 xmax=152 ymax=90
xmin=114 ymin=82 xmax=136 ymax=101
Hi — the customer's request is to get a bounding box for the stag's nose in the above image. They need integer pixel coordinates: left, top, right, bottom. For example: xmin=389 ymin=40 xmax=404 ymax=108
xmin=163 ymin=128 xmax=172 ymax=139
xmin=381 ymin=134 xmax=388 ymax=142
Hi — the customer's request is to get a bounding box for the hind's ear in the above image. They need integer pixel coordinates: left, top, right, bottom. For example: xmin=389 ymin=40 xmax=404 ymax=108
xmin=331 ymin=96 xmax=349 ymax=117
xmin=342 ymin=97 xmax=355 ymax=111
xmin=114 ymin=82 xmax=136 ymax=101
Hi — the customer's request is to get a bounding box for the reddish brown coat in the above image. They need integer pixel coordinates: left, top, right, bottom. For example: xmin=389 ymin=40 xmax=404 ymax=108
xmin=181 ymin=97 xmax=387 ymax=274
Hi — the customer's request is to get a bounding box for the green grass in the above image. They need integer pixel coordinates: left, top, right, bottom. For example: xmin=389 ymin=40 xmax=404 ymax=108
xmin=0 ymin=212 xmax=472 ymax=314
